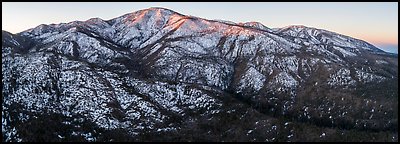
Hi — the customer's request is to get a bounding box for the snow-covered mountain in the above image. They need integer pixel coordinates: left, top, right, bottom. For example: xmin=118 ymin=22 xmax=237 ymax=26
xmin=2 ymin=7 xmax=398 ymax=142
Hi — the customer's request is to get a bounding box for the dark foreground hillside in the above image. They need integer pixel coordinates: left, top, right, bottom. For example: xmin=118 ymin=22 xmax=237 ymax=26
xmin=2 ymin=7 xmax=397 ymax=142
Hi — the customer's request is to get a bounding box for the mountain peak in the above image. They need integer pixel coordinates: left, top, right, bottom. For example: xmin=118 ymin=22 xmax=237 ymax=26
xmin=132 ymin=7 xmax=182 ymax=16
xmin=272 ymin=24 xmax=385 ymax=52
xmin=280 ymin=25 xmax=309 ymax=30
xmin=288 ymin=25 xmax=306 ymax=28
xmin=85 ymin=17 xmax=104 ymax=23
xmin=2 ymin=7 xmax=397 ymax=142
xmin=146 ymin=7 xmax=176 ymax=12
xmin=240 ymin=21 xmax=271 ymax=31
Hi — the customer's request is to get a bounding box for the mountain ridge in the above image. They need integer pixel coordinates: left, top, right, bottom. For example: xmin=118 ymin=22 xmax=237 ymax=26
xmin=2 ymin=7 xmax=398 ymax=142
xmin=8 ymin=7 xmax=387 ymax=55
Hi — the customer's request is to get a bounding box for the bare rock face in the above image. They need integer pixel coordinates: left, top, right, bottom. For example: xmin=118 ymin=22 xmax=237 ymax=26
xmin=2 ymin=7 xmax=398 ymax=142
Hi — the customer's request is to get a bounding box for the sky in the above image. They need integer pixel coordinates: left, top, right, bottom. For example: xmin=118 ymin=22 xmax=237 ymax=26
xmin=2 ymin=2 xmax=398 ymax=53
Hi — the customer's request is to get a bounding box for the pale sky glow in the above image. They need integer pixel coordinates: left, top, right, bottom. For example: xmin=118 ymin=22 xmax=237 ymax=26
xmin=2 ymin=2 xmax=398 ymax=53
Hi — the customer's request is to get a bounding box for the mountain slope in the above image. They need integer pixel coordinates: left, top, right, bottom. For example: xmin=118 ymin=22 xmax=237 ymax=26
xmin=2 ymin=7 xmax=398 ymax=142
